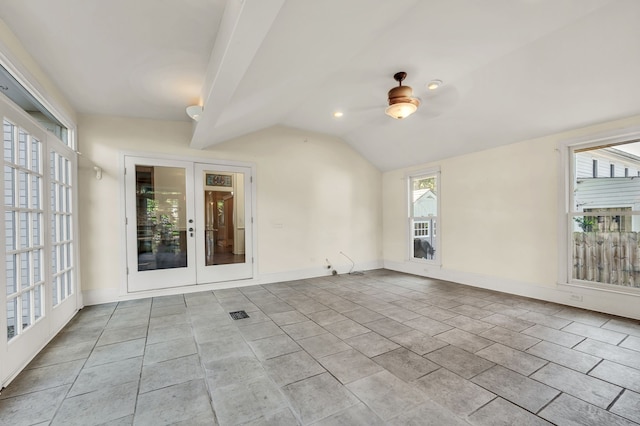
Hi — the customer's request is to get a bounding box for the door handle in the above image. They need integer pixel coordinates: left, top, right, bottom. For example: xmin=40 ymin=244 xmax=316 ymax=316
xmin=189 ymin=227 xmax=194 ymax=237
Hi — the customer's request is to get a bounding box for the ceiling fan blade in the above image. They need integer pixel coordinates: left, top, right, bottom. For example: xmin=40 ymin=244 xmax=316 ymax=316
xmin=423 ymin=85 xmax=460 ymax=108
xmin=418 ymin=85 xmax=461 ymax=118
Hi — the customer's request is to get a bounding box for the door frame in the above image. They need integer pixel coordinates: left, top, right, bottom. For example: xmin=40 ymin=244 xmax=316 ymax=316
xmin=124 ymin=156 xmax=198 ymax=292
xmin=0 ymin=94 xmax=80 ymax=387
xmin=119 ymin=151 xmax=257 ymax=296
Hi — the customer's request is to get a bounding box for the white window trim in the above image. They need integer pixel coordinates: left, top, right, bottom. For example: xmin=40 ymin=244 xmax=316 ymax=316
xmin=558 ymin=125 xmax=640 ymax=295
xmin=406 ymin=166 xmax=441 ymax=266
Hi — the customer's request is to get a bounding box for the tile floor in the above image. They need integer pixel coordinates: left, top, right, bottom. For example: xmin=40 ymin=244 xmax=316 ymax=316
xmin=2 ymin=269 xmax=640 ymax=425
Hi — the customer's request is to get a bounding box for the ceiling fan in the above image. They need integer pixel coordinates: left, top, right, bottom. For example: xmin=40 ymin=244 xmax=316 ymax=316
xmin=385 ymin=71 xmax=420 ymax=119
xmin=327 ymin=71 xmax=461 ymax=124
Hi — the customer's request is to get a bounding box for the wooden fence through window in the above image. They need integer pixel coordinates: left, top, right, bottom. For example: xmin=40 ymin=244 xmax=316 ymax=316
xmin=573 ymin=232 xmax=640 ymax=287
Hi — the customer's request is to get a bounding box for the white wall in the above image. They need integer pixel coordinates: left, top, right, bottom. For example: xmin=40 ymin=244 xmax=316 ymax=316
xmin=383 ymin=115 xmax=640 ymax=320
xmin=0 ymin=19 xmax=76 ymax=125
xmin=78 ymin=116 xmax=382 ymax=303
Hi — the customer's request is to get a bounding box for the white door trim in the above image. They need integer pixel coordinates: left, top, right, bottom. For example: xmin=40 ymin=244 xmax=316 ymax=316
xmin=119 ymin=151 xmax=257 ymax=296
xmin=0 ymin=95 xmax=78 ymax=387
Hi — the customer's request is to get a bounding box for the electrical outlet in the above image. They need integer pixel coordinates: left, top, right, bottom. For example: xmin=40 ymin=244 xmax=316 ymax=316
xmin=569 ymin=293 xmax=583 ymax=302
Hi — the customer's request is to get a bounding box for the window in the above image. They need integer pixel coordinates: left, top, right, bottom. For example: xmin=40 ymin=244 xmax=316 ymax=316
xmin=570 ymin=142 xmax=640 ymax=290
xmin=409 ymin=170 xmax=439 ymax=262
xmin=0 ymin=66 xmax=69 ymax=147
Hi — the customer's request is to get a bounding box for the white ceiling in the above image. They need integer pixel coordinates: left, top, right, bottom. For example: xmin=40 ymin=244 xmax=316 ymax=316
xmin=1 ymin=0 xmax=639 ymax=171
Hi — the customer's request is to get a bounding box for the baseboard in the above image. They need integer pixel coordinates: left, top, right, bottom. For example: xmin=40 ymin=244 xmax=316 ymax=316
xmin=254 ymin=259 xmax=383 ymax=286
xmin=82 ymin=287 xmax=121 ymax=306
xmin=82 ymin=259 xmax=384 ymax=306
xmin=384 ymin=260 xmax=640 ymax=321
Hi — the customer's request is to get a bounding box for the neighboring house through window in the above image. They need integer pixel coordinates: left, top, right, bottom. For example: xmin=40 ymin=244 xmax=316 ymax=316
xmin=409 ymin=169 xmax=439 ymax=262
xmin=571 ymin=142 xmax=640 ymax=290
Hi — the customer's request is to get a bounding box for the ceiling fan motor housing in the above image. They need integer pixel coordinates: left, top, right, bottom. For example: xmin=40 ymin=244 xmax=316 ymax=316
xmin=386 ymin=85 xmax=420 ymax=119
xmin=388 ymin=85 xmax=418 ymax=105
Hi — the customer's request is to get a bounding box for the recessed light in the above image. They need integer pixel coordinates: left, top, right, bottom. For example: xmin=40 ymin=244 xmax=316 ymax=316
xmin=426 ymin=80 xmax=442 ymax=90
xmin=333 ymin=111 xmax=344 ymax=118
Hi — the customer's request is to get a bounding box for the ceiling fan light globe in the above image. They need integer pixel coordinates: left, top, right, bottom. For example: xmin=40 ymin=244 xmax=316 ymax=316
xmin=385 ymin=101 xmax=418 ymax=119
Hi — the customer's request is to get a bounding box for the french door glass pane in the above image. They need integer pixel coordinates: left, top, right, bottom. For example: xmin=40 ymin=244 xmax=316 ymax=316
xmin=135 ymin=165 xmax=188 ymax=271
xmin=34 ymin=284 xmax=42 ymax=320
xmin=58 ymin=245 xmax=64 ymax=272
xmin=31 ymin=139 xmax=40 ymax=172
xmin=202 ymin=172 xmax=245 ymax=266
xmin=5 ymin=211 xmax=15 ymax=251
xmin=19 ymin=212 xmax=29 ymax=248
xmin=33 ymin=249 xmax=42 ymax=282
xmin=20 ymin=252 xmax=30 ymax=288
xmin=4 ymin=166 xmax=14 ymax=205
xmin=21 ymin=292 xmax=31 ymax=329
xmin=58 ymin=215 xmax=64 ymax=241
xmin=18 ymin=170 xmax=27 ymax=208
xmin=65 ymin=215 xmax=71 ymax=240
xmin=4 ymin=121 xmax=14 ymax=162
xmin=32 ymin=213 xmax=41 ymax=245
xmin=7 ymin=298 xmax=16 ymax=339
xmin=17 ymin=130 xmax=27 ymax=168
xmin=31 ymin=175 xmax=41 ymax=208
xmin=6 ymin=254 xmax=16 ymax=295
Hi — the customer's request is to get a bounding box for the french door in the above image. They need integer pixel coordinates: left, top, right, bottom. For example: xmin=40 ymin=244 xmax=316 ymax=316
xmin=124 ymin=156 xmax=253 ymax=292
xmin=0 ymin=96 xmax=78 ymax=387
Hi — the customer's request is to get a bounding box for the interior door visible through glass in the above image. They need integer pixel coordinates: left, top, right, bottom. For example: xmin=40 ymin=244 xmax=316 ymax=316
xmin=204 ymin=188 xmax=244 ymax=266
xmin=195 ymin=164 xmax=252 ymax=284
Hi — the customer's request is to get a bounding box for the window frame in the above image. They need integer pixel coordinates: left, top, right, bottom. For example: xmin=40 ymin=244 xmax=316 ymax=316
xmin=559 ymin=126 xmax=640 ymax=295
xmin=407 ymin=167 xmax=441 ymax=265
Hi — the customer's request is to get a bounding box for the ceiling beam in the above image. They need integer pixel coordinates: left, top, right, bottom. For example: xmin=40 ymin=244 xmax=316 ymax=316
xmin=190 ymin=0 xmax=285 ymax=149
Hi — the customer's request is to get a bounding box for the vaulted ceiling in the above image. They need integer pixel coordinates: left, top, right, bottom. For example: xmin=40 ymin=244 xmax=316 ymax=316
xmin=1 ymin=0 xmax=639 ymax=170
